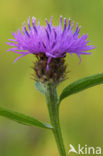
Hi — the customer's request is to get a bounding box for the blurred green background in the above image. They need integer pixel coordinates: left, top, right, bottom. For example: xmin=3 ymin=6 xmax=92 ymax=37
xmin=0 ymin=0 xmax=103 ymax=155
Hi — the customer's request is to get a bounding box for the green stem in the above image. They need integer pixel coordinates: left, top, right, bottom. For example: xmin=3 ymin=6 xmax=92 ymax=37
xmin=45 ymin=83 xmax=66 ymax=156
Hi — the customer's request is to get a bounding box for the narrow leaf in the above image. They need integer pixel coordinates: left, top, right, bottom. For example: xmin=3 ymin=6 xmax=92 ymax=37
xmin=35 ymin=82 xmax=45 ymax=95
xmin=0 ymin=106 xmax=52 ymax=129
xmin=60 ymin=73 xmax=103 ymax=102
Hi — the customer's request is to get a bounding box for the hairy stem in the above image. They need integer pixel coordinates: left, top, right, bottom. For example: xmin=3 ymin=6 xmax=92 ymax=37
xmin=45 ymin=84 xmax=66 ymax=156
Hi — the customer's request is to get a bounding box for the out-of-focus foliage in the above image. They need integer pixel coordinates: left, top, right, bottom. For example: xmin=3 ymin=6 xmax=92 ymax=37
xmin=0 ymin=0 xmax=103 ymax=155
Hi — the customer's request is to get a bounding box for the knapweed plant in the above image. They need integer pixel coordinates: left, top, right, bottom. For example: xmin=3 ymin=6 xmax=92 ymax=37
xmin=0 ymin=16 xmax=103 ymax=156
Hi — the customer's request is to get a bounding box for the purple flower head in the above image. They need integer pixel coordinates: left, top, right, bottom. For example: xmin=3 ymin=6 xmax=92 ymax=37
xmin=7 ymin=16 xmax=95 ymax=67
xmin=7 ymin=16 xmax=95 ymax=83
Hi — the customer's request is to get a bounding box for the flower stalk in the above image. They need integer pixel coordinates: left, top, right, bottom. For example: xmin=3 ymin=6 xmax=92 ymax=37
xmin=45 ymin=83 xmax=66 ymax=156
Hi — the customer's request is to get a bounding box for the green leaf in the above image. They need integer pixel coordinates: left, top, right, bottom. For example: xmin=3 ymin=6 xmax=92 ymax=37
xmin=60 ymin=73 xmax=103 ymax=102
xmin=35 ymin=82 xmax=45 ymax=95
xmin=0 ymin=106 xmax=52 ymax=129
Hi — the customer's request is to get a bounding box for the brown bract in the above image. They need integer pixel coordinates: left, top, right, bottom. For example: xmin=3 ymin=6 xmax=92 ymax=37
xmin=34 ymin=53 xmax=66 ymax=84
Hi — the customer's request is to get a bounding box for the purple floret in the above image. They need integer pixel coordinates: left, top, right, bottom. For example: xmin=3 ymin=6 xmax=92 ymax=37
xmin=7 ymin=16 xmax=95 ymax=67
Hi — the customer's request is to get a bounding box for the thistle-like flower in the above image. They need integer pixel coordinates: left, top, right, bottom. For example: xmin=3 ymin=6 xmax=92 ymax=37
xmin=7 ymin=16 xmax=95 ymax=83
